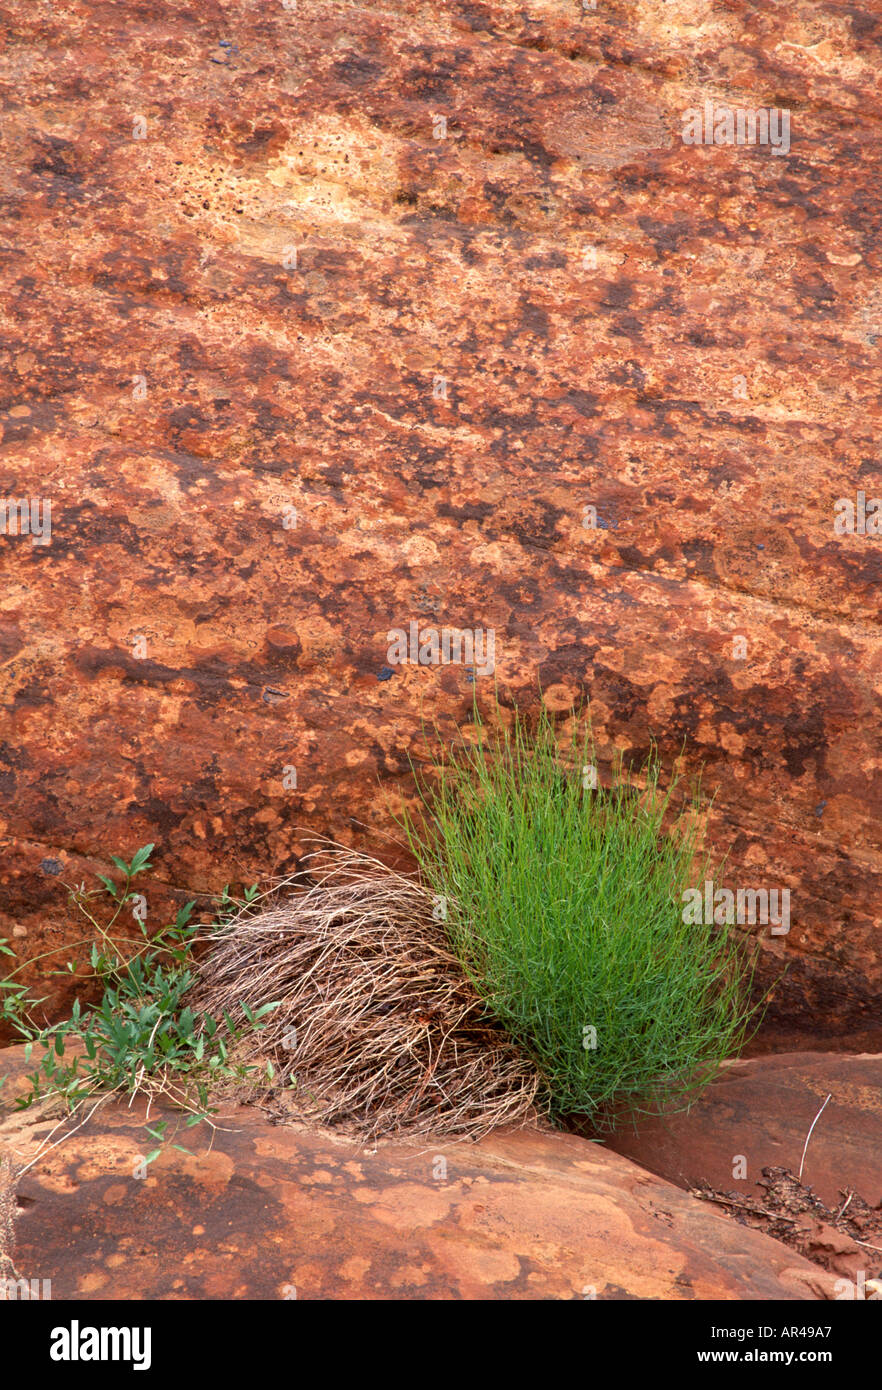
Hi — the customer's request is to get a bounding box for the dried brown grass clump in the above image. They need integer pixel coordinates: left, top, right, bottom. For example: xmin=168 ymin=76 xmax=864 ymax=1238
xmin=194 ymin=847 xmax=546 ymax=1141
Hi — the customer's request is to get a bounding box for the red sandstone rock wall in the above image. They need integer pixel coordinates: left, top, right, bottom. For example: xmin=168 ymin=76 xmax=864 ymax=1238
xmin=1 ymin=0 xmax=881 ymax=1042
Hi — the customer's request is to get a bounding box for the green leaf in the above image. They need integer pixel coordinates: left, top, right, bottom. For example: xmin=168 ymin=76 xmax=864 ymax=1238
xmin=129 ymin=844 xmax=155 ymax=876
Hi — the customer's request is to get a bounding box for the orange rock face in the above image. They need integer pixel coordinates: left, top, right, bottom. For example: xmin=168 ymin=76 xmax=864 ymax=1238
xmin=1 ymin=1 xmax=881 ymax=1042
xmin=0 ymin=1048 xmax=838 ymax=1301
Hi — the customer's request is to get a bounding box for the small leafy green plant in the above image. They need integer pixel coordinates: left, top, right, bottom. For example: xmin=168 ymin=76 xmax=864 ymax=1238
xmin=404 ymin=705 xmax=760 ymax=1133
xmin=0 ymin=847 xmax=277 ymax=1162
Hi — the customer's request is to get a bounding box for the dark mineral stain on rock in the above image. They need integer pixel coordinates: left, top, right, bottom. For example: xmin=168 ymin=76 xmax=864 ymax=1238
xmin=0 ymin=0 xmax=880 ymax=1046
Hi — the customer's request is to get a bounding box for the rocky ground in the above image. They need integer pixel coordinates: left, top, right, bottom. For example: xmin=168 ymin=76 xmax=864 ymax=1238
xmin=603 ymin=1052 xmax=882 ymax=1288
xmin=2 ymin=1042 xmax=869 ymax=1301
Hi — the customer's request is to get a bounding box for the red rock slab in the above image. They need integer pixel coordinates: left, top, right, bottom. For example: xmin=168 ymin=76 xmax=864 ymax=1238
xmin=603 ymin=1052 xmax=882 ymax=1211
xmin=0 ymin=1046 xmax=836 ymax=1302
xmin=1 ymin=0 xmax=882 ymax=1047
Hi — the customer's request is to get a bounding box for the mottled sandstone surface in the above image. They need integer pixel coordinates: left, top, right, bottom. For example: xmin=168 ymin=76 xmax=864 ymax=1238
xmin=0 ymin=1046 xmax=838 ymax=1300
xmin=1 ymin=1 xmax=881 ymax=1041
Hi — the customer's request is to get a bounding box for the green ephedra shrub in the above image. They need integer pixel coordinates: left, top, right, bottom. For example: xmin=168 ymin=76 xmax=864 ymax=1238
xmin=404 ymin=706 xmax=759 ymax=1133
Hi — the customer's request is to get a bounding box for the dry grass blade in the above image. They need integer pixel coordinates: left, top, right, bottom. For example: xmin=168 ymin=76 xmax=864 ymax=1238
xmin=193 ymin=845 xmax=546 ymax=1141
